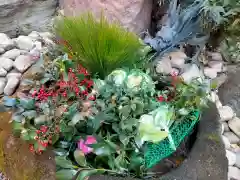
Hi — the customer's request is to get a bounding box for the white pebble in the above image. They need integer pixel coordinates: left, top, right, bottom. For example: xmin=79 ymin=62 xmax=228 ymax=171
xmin=2 ymin=49 xmax=21 ymax=60
xmin=226 ymin=150 xmax=237 ymax=166
xmin=204 ymin=67 xmax=218 ymax=79
xmin=228 ymin=166 xmax=240 ymax=180
xmin=208 ymin=61 xmax=223 ymax=72
xmin=224 ymin=132 xmax=240 ymax=144
xmin=4 ymin=77 xmax=20 ymax=96
xmin=228 ymin=117 xmax=240 ymax=138
xmin=218 ymin=106 xmax=234 ymax=121
xmin=222 ymin=135 xmax=231 ymax=149
xmin=16 ymin=35 xmax=34 ymax=51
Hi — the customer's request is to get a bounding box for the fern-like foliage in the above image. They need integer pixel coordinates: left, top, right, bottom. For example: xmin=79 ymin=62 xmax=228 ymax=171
xmin=54 ymin=13 xmax=142 ymax=79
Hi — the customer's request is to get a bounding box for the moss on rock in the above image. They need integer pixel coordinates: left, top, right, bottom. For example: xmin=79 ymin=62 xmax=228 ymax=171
xmin=0 ymin=112 xmax=55 ymax=180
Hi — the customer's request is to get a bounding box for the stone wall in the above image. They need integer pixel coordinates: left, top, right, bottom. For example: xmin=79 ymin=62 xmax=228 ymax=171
xmin=0 ymin=0 xmax=57 ymax=38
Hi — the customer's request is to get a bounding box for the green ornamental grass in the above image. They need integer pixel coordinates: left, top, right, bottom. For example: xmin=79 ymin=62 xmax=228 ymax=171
xmin=55 ymin=13 xmax=142 ymax=79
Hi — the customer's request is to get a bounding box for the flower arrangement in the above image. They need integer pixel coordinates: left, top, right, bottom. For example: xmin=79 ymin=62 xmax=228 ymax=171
xmin=10 ymin=10 xmax=211 ymax=180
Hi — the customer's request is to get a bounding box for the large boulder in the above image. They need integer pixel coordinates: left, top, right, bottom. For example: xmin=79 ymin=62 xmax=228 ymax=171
xmin=61 ymin=0 xmax=153 ymax=35
xmin=0 ymin=0 xmax=57 ymax=37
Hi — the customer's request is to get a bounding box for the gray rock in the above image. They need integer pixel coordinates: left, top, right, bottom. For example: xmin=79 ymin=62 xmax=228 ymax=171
xmin=155 ymin=56 xmax=172 ymax=75
xmin=0 ymin=33 xmax=14 ymax=50
xmin=0 ymin=57 xmax=13 ymax=71
xmin=4 ymin=77 xmax=20 ymax=96
xmin=0 ymin=0 xmax=57 ymax=37
xmin=169 ymin=51 xmax=186 ymax=69
xmin=208 ymin=61 xmax=223 ymax=73
xmin=218 ymin=106 xmax=234 ymax=121
xmin=236 ymin=152 xmax=240 ymax=168
xmin=226 ymin=150 xmax=236 ymax=166
xmin=228 ymin=166 xmax=240 ymax=180
xmin=222 ymin=122 xmax=230 ymax=132
xmin=0 ymin=68 xmax=7 ymax=77
xmin=16 ymin=36 xmax=34 ymax=51
xmin=211 ymin=73 xmax=227 ymax=89
xmin=207 ymin=52 xmax=223 ymax=61
xmin=204 ymin=67 xmax=218 ymax=79
xmin=14 ymin=55 xmax=33 ymax=73
xmin=221 ymin=123 xmax=224 ymax=134
xmin=181 ymin=64 xmax=202 ymax=84
xmin=2 ymin=49 xmax=21 ymax=60
xmin=222 ymin=135 xmax=231 ymax=149
xmin=228 ymin=117 xmax=240 ymax=138
xmin=0 ymin=48 xmax=5 ymax=54
xmin=218 ymin=69 xmax=240 ymax=117
xmin=28 ymin=31 xmax=41 ymax=40
xmin=6 ymin=69 xmax=22 ymax=80
xmin=0 ymin=78 xmax=6 ymax=94
xmin=224 ymin=132 xmax=240 ymax=144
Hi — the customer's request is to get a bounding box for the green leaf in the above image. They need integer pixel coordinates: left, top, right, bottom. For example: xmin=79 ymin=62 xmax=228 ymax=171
xmin=56 ymin=169 xmax=78 ymax=180
xmin=55 ymin=156 xmax=74 ymax=169
xmin=119 ymin=105 xmax=131 ymax=119
xmin=21 ymin=131 xmax=30 ymax=141
xmin=66 ymin=102 xmax=79 ymax=119
xmin=28 ymin=130 xmax=37 ymax=140
xmin=22 ymin=110 xmax=37 ymax=119
xmin=40 ymin=77 xmax=51 ymax=84
xmin=12 ymin=115 xmax=24 ymax=123
xmin=53 ymin=148 xmax=69 ymax=156
xmin=34 ymin=115 xmax=47 ymax=124
xmin=77 ymin=169 xmax=104 ymax=180
xmin=19 ymin=99 xmax=35 ymax=110
xmin=129 ymin=153 xmax=143 ymax=171
xmin=51 ymin=134 xmax=60 ymax=145
xmin=76 ymin=74 xmax=85 ymax=82
xmin=57 ymin=141 xmax=71 ymax=149
xmin=114 ymin=154 xmax=128 ymax=170
xmin=70 ymin=112 xmax=84 ymax=126
xmin=90 ymin=143 xmax=113 ymax=156
xmin=63 ymin=71 xmax=69 ymax=81
xmin=119 ymin=134 xmax=129 ymax=146
xmin=121 ymin=118 xmax=138 ymax=131
xmin=12 ymin=121 xmax=23 ymax=131
xmin=74 ymin=149 xmax=87 ymax=167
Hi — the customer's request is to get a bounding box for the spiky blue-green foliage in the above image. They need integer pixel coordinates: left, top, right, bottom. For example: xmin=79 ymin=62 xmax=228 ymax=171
xmin=144 ymin=0 xmax=207 ymax=56
xmin=54 ymin=13 xmax=142 ymax=79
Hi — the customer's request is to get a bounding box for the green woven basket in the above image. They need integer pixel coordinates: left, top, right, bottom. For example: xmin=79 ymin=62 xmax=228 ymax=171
xmin=144 ymin=111 xmax=200 ymax=168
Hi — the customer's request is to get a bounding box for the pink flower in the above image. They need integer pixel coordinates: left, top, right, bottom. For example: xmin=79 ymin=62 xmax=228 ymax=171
xmin=77 ymin=136 xmax=97 ymax=154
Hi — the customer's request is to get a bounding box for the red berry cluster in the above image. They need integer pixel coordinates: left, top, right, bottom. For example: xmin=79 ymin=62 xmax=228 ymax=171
xmin=32 ymin=65 xmax=93 ymax=102
xmin=157 ymin=73 xmax=181 ymax=102
xmin=29 ymin=125 xmax=60 ymax=154
xmin=29 ymin=65 xmax=95 ymax=154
